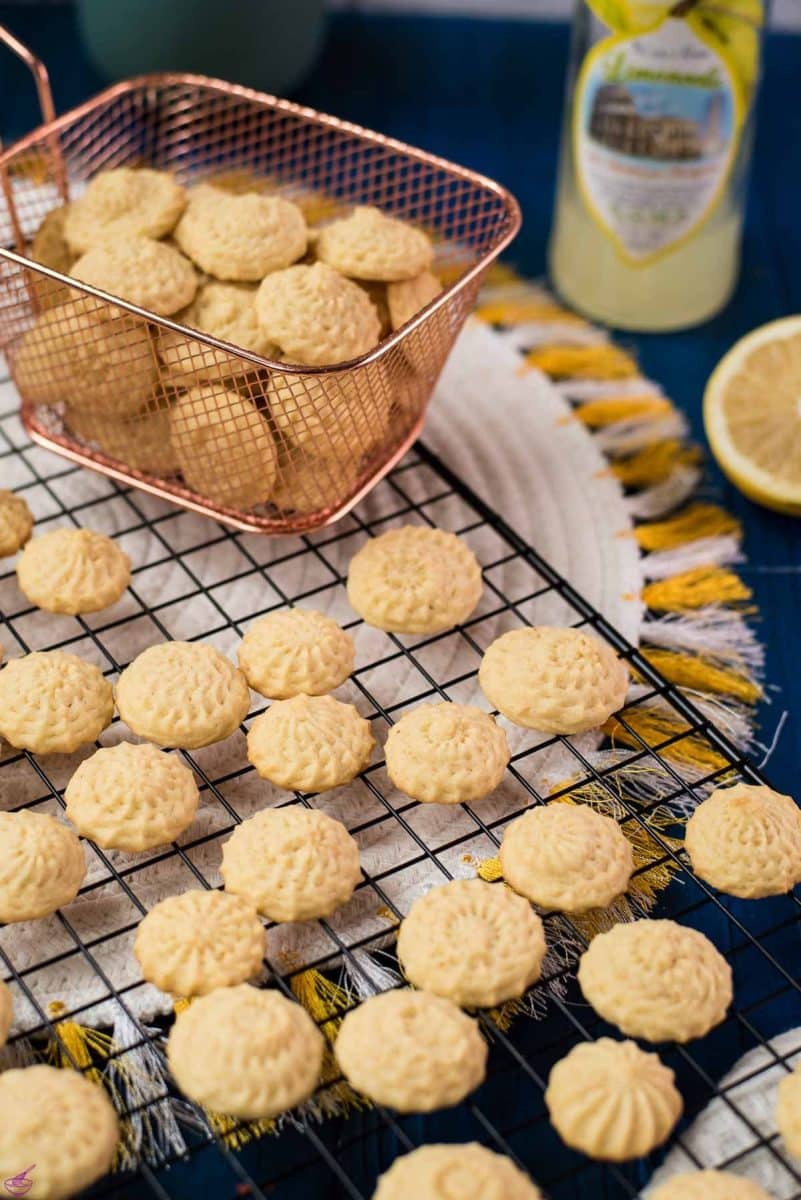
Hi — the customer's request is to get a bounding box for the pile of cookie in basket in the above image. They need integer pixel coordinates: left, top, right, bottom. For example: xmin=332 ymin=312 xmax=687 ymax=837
xmin=1 ymin=489 xmax=801 ymax=1200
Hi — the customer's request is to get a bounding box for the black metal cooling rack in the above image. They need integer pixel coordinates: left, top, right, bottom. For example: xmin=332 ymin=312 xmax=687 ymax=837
xmin=2 ymin=366 xmax=801 ymax=1200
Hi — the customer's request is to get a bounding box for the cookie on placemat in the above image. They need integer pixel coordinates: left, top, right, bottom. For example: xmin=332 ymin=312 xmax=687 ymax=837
xmin=685 ymin=782 xmax=801 ymax=899
xmin=221 ymin=806 xmax=361 ymax=922
xmin=269 ymin=369 xmax=391 ymax=456
xmin=385 ymin=703 xmax=509 ymax=805
xmin=0 ymin=650 xmax=113 ymax=754
xmin=247 ymin=694 xmax=374 ymax=793
xmin=479 ymin=626 xmax=629 ymax=733
xmin=134 ymin=890 xmax=265 ymax=996
xmin=65 ymin=392 xmax=179 ymax=478
xmin=71 ymin=235 xmax=197 ymax=316
xmin=17 ymin=527 xmax=130 ymax=615
xmin=0 ymin=810 xmax=85 ymax=923
xmin=316 ymin=206 xmax=433 ymax=282
xmin=64 ymin=167 xmax=187 ymax=254
xmin=577 ymin=919 xmax=732 ymax=1043
xmin=335 ymin=989 xmax=486 ymax=1112
xmin=0 ymin=1064 xmax=119 ymax=1200
xmin=777 ymin=1064 xmax=801 ymax=1157
xmin=65 ymin=742 xmax=199 ymax=851
xmin=238 ymin=608 xmax=355 ymax=698
xmin=500 ymin=802 xmax=634 ymax=913
xmin=271 ymin=445 xmax=362 ymax=516
xmin=545 ymin=1038 xmax=682 ymax=1161
xmin=387 ymin=270 xmax=442 ymax=329
xmin=347 ymin=526 xmax=483 ymax=635
xmin=167 ymin=984 xmax=324 ymax=1118
xmin=0 ymin=490 xmax=33 ymax=557
xmin=174 ymin=185 xmax=307 ymax=281
xmin=116 ymin=641 xmax=250 ymax=749
xmin=649 ymin=1172 xmax=773 ymax=1199
xmin=159 ymin=280 xmax=277 ymax=382
xmin=396 ymin=878 xmax=546 ymax=1008
xmin=255 ymin=262 xmax=381 ymax=365
xmin=372 ymin=1143 xmax=543 ymax=1200
xmin=0 ymin=980 xmax=12 ymax=1049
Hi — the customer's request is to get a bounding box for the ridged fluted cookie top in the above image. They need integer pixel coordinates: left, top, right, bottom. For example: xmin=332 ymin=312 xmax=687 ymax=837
xmin=268 ymin=369 xmax=391 ymax=455
xmin=0 ymin=810 xmax=86 ymax=923
xmin=649 ymin=1171 xmax=773 ymax=1200
xmin=316 ymin=206 xmax=433 ymax=282
xmin=17 ymin=527 xmax=131 ymax=615
xmin=64 ymin=167 xmax=187 ymax=253
xmin=237 ymin=608 xmax=355 ymax=698
xmin=174 ymin=184 xmax=307 ymax=281
xmin=255 ymin=262 xmax=381 ymax=365
xmin=387 ymin=269 xmax=442 ymax=329
xmin=385 ymin=703 xmax=510 ymax=805
xmin=71 ymin=234 xmax=197 ymax=316
xmin=247 ymin=694 xmax=374 ymax=793
xmin=0 ymin=489 xmax=33 ymax=557
xmin=159 ymin=280 xmax=277 ymax=382
xmin=0 ymin=650 xmax=114 ymax=755
xmin=372 ymin=1143 xmax=543 ymax=1200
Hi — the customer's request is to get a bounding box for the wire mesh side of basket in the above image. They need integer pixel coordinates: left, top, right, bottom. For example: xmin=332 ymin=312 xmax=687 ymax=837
xmin=0 ymin=77 xmax=519 ymax=532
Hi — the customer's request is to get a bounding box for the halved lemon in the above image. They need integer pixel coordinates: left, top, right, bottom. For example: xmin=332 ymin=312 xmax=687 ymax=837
xmin=704 ymin=315 xmax=801 ymax=516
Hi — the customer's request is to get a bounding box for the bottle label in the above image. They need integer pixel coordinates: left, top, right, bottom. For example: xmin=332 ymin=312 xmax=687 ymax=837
xmin=573 ymin=16 xmax=743 ymax=265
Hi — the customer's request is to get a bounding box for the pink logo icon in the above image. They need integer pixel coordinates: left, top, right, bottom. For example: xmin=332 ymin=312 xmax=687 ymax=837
xmin=4 ymin=1166 xmax=35 ymax=1197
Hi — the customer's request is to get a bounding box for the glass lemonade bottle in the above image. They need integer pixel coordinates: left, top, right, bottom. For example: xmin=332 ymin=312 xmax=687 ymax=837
xmin=549 ymin=0 xmax=765 ymax=331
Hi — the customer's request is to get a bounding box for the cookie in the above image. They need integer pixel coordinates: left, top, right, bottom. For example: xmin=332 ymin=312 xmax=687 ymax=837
xmin=65 ymin=741 xmax=199 ymax=851
xmin=255 ymin=262 xmax=381 ymax=365
xmin=387 ymin=270 xmax=442 ymax=329
xmin=65 ymin=390 xmax=179 ymax=477
xmin=167 ymin=984 xmax=324 ymax=1118
xmin=269 ymin=369 xmax=391 ymax=456
xmin=16 ymin=527 xmax=131 ymax=615
xmin=500 ymin=802 xmax=634 ymax=913
xmin=0 ymin=490 xmax=33 ymax=557
xmin=30 ymin=205 xmax=76 ymax=310
xmin=777 ymin=1065 xmax=801 ymax=1157
xmin=396 ymin=878 xmax=546 ymax=1008
xmin=335 ymin=989 xmax=487 ymax=1112
xmin=0 ymin=650 xmax=113 ymax=754
xmin=372 ymin=1143 xmax=543 ymax=1200
xmin=577 ymin=919 xmax=732 ymax=1043
xmin=221 ymin=806 xmax=361 ymax=921
xmin=0 ymin=981 xmax=11 ymax=1050
xmin=116 ymin=640 xmax=250 ymax=749
xmin=315 ymin=206 xmax=433 ymax=282
xmin=0 ymin=810 xmax=85 ymax=923
xmin=385 ymin=703 xmax=509 ymax=805
xmin=685 ymin=782 xmax=801 ymax=899
xmin=347 ymin=526 xmax=483 ymax=635
xmin=479 ymin=626 xmax=629 ymax=733
xmin=174 ymin=185 xmax=307 ymax=280
xmin=238 ymin=608 xmax=355 ymax=698
xmin=649 ymin=1173 xmax=773 ymax=1200
xmin=271 ymin=444 xmax=362 ymax=516
xmin=159 ymin=280 xmax=278 ymax=382
xmin=169 ymin=383 xmax=279 ymax=509
xmin=71 ymin=234 xmax=197 ymax=316
xmin=134 ymin=890 xmax=265 ymax=996
xmin=64 ymin=167 xmax=186 ymax=254
xmin=0 ymin=1064 xmax=119 ymax=1200
xmin=247 ymin=694 xmax=374 ymax=793
xmin=545 ymin=1038 xmax=682 ymax=1161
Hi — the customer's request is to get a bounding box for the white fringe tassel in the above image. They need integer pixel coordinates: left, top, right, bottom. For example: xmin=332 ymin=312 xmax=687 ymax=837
xmin=626 ymin=464 xmax=704 ymax=519
xmin=641 ymin=608 xmax=765 ymax=677
xmin=109 ymin=1010 xmax=189 ymax=1167
xmin=641 ymin=534 xmax=745 ymax=580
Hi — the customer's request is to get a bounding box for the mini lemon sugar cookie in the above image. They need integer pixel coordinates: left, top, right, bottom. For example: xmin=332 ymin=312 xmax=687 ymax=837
xmin=255 ymin=262 xmax=381 ymax=365
xmin=396 ymin=878 xmax=546 ymax=1008
xmin=159 ymin=280 xmax=277 ymax=382
xmin=65 ymin=742 xmax=199 ymax=851
xmin=578 ymin=918 xmax=732 ymax=1043
xmin=116 ymin=641 xmax=250 ymax=749
xmin=247 ymin=694 xmax=374 ymax=792
xmin=335 ymin=989 xmax=486 ymax=1113
xmin=30 ymin=206 xmax=76 ymax=310
xmin=65 ymin=393 xmax=179 ymax=478
xmin=64 ymin=167 xmax=186 ymax=254
xmin=174 ymin=185 xmax=307 ymax=280
xmin=0 ymin=980 xmax=13 ymax=1049
xmin=372 ymin=1143 xmax=543 ymax=1200
xmin=347 ymin=526 xmax=483 ymax=635
xmin=316 ymin=206 xmax=433 ymax=282
xmin=271 ymin=445 xmax=362 ymax=516
xmin=387 ymin=270 xmax=443 ymax=329
xmin=479 ymin=626 xmax=629 ymax=734
xmin=0 ymin=1065 xmax=119 ymax=1200
xmin=0 ymin=650 xmax=113 ymax=755
xmin=777 ymin=1063 xmax=801 ymax=1157
xmin=17 ymin=527 xmax=131 ymax=615
xmin=545 ymin=1038 xmax=682 ymax=1161
xmin=686 ymin=782 xmax=801 ymax=899
xmin=385 ymin=703 xmax=509 ymax=805
xmin=500 ymin=802 xmax=634 ymax=913
xmin=268 ymin=370 xmax=391 ymax=456
xmin=221 ymin=806 xmax=361 ymax=922
xmin=167 ymin=984 xmax=324 ymax=1118
xmin=0 ymin=490 xmax=33 ymax=557
xmin=649 ymin=1172 xmax=773 ymax=1200
xmin=134 ymin=890 xmax=265 ymax=996
xmin=238 ymin=608 xmax=355 ymax=698
xmin=0 ymin=810 xmax=85 ymax=923
xmin=71 ymin=234 xmax=197 ymax=316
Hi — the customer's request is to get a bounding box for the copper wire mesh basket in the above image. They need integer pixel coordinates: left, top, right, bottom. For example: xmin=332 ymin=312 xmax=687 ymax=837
xmin=0 ymin=28 xmax=520 ymax=533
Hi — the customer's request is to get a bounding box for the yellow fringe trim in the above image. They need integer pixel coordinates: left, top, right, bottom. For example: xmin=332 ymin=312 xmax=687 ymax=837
xmin=634 ymin=503 xmax=742 ymax=550
xmin=573 ymin=394 xmax=673 ymax=429
xmin=642 ymin=565 xmax=754 ymax=611
xmin=640 ymin=648 xmax=761 ymax=703
xmin=476 ymin=297 xmax=585 ymax=326
xmin=604 ymin=709 xmax=728 ymax=771
xmin=290 ymin=969 xmax=366 ymax=1116
xmin=48 ymin=1019 xmax=110 ymax=1084
xmin=611 ymin=439 xmax=702 ymax=487
xmin=521 ymin=343 xmax=639 ymax=380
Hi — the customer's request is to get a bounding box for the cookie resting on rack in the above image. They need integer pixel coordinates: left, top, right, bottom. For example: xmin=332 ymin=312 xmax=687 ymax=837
xmin=372 ymin=1143 xmax=543 ymax=1200
xmin=648 ymin=1172 xmax=774 ymax=1199
xmin=385 ymin=703 xmax=510 ymax=805
xmin=167 ymin=984 xmax=324 ymax=1119
xmin=0 ymin=980 xmax=12 ymax=1049
xmin=545 ymin=1038 xmax=682 ymax=1161
xmin=255 ymin=261 xmax=381 ymax=365
xmin=159 ymin=280 xmax=278 ymax=383
xmin=0 ymin=489 xmax=33 ymax=557
xmin=63 ymin=166 xmax=187 ymax=253
xmin=315 ymin=205 xmax=433 ymax=282
xmin=134 ymin=890 xmax=265 ymax=996
xmin=173 ymin=184 xmax=307 ymax=281
xmin=334 ymin=989 xmax=487 ymax=1112
xmin=0 ymin=1065 xmax=119 ymax=1200
xmin=776 ymin=1062 xmax=801 ymax=1157
xmin=16 ymin=527 xmax=131 ymax=615
xmin=0 ymin=650 xmax=114 ymax=755
xmin=70 ymin=234 xmax=197 ymax=316
xmin=500 ymin=801 xmax=634 ymax=913
xmin=685 ymin=782 xmax=801 ymax=899
xmin=347 ymin=525 xmax=483 ymax=635
xmin=246 ymin=694 xmax=374 ymax=792
xmin=396 ymin=878 xmax=546 ymax=1008
xmin=479 ymin=626 xmax=629 ymax=733
xmin=0 ymin=811 xmax=85 ymax=923
xmin=221 ymin=806 xmax=361 ymax=922
xmin=577 ymin=919 xmax=732 ymax=1043
xmin=237 ymin=608 xmax=355 ymax=698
